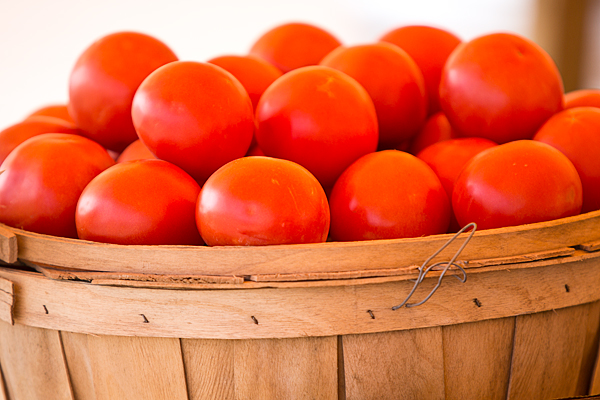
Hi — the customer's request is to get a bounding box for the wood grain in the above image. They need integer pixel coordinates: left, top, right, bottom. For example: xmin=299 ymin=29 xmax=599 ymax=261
xmin=234 ymin=337 xmax=338 ymax=399
xmin=3 ymin=208 xmax=600 ymax=276
xmin=442 ymin=317 xmax=515 ymax=399
xmin=0 ymin=320 xmax=74 ymax=400
xmin=342 ymin=327 xmax=445 ymax=399
xmin=1 ymin=251 xmax=600 ymax=339
xmin=0 ymin=225 xmax=17 ymax=264
xmin=507 ymin=303 xmax=598 ymax=399
xmin=181 ymin=339 xmax=234 ymax=399
xmin=60 ymin=333 xmax=188 ymax=400
xmin=580 ymin=240 xmax=600 ymax=252
xmin=0 ymin=277 xmax=13 ymax=325
xmin=0 ymin=363 xmax=7 ymax=400
xmin=577 ymin=301 xmax=600 ymax=395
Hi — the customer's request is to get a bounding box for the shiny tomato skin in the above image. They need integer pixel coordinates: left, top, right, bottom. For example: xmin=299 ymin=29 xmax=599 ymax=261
xmin=132 ymin=61 xmax=254 ymax=184
xmin=439 ymin=33 xmax=564 ymax=143
xmin=534 ymin=107 xmax=600 ymax=213
xmin=417 ymin=137 xmax=498 ymax=198
xmin=416 ymin=137 xmax=497 ymax=232
xmin=380 ymin=25 xmax=461 ymax=115
xmin=76 ymin=159 xmax=203 ymax=245
xmin=249 ymin=22 xmax=341 ymax=73
xmin=0 ymin=116 xmax=80 ymax=164
xmin=207 ymin=55 xmax=283 ymax=111
xmin=69 ymin=31 xmax=178 ymax=152
xmin=329 ymin=150 xmax=450 ymax=241
xmin=408 ymin=111 xmax=459 ymax=155
xmin=116 ymin=139 xmax=156 ymax=163
xmin=564 ymin=89 xmax=600 ymax=109
xmin=320 ymin=42 xmax=427 ymax=149
xmin=26 ymin=104 xmax=74 ymax=124
xmin=197 ymin=156 xmax=330 ymax=246
xmin=453 ymin=140 xmax=582 ymax=230
xmin=0 ymin=133 xmax=115 ymax=238
xmin=255 ymin=66 xmax=378 ymax=189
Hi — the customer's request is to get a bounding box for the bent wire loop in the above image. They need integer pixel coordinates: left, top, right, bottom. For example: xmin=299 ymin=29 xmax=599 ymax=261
xmin=392 ymin=222 xmax=477 ymax=310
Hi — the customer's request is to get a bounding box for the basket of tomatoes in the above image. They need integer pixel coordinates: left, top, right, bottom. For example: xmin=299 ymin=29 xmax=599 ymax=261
xmin=0 ymin=22 xmax=600 ymax=400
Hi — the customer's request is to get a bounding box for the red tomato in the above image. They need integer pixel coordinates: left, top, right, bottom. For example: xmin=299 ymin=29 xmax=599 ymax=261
xmin=0 ymin=116 xmax=80 ymax=164
xmin=116 ymin=139 xmax=156 ymax=163
xmin=0 ymin=133 xmax=114 ymax=238
xmin=132 ymin=61 xmax=254 ymax=184
xmin=320 ymin=42 xmax=427 ymax=149
xmin=255 ymin=66 xmax=378 ymax=189
xmin=416 ymin=137 xmax=497 ymax=231
xmin=379 ymin=25 xmax=461 ymax=115
xmin=453 ymin=140 xmax=582 ymax=230
xmin=329 ymin=150 xmax=450 ymax=241
xmin=207 ymin=55 xmax=283 ymax=111
xmin=76 ymin=159 xmax=203 ymax=245
xmin=26 ymin=104 xmax=74 ymax=124
xmin=197 ymin=156 xmax=330 ymax=246
xmin=439 ymin=33 xmax=564 ymax=143
xmin=407 ymin=111 xmax=459 ymax=155
xmin=564 ymin=89 xmax=600 ymax=109
xmin=534 ymin=107 xmax=600 ymax=213
xmin=69 ymin=31 xmax=178 ymax=152
xmin=249 ymin=22 xmax=341 ymax=73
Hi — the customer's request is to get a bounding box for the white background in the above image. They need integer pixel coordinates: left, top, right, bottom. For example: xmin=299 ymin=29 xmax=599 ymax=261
xmin=0 ymin=0 xmax=542 ymax=129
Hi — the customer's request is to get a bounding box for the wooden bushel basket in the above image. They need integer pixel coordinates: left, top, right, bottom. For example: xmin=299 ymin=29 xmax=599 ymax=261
xmin=1 ymin=210 xmax=600 ymax=399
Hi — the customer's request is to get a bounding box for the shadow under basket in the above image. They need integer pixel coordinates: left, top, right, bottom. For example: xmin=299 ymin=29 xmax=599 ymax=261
xmin=0 ymin=211 xmax=600 ymax=399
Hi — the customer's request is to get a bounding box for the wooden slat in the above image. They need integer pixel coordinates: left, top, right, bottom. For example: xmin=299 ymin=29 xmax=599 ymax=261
xmin=442 ymin=317 xmax=515 ymax=399
xmin=577 ymin=301 xmax=600 ymax=395
xmin=61 ymin=333 xmax=188 ymax=400
xmin=0 ymin=320 xmax=74 ymax=400
xmin=60 ymin=331 xmax=97 ymax=400
xmin=0 ymin=363 xmax=7 ymax=400
xmin=342 ymin=327 xmax=445 ymax=399
xmin=4 ymin=209 xmax=600 ymax=276
xmin=507 ymin=303 xmax=596 ymax=399
xmin=0 ymin=277 xmax=13 ymax=325
xmin=1 ymin=251 xmax=600 ymax=339
xmin=580 ymin=240 xmax=600 ymax=252
xmin=234 ymin=337 xmax=338 ymax=399
xmin=181 ymin=339 xmax=234 ymax=399
xmin=0 ymin=225 xmax=17 ymax=264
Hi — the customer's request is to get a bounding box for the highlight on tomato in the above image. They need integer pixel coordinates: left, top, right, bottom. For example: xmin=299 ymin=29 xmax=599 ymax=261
xmin=379 ymin=25 xmax=462 ymax=115
xmin=320 ymin=42 xmax=427 ymax=149
xmin=534 ymin=106 xmax=600 ymax=213
xmin=249 ymin=22 xmax=342 ymax=73
xmin=132 ymin=61 xmax=254 ymax=184
xmin=0 ymin=133 xmax=115 ymax=238
xmin=0 ymin=116 xmax=80 ymax=164
xmin=439 ymin=32 xmax=564 ymax=144
xmin=197 ymin=156 xmax=330 ymax=246
xmin=329 ymin=150 xmax=451 ymax=242
xmin=452 ymin=140 xmax=582 ymax=230
xmin=255 ymin=65 xmax=378 ymax=189
xmin=76 ymin=159 xmax=203 ymax=245
xmin=69 ymin=31 xmax=178 ymax=152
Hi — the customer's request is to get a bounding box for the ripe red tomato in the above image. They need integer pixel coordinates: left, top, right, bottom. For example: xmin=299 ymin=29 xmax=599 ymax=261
xmin=439 ymin=33 xmax=564 ymax=143
xmin=207 ymin=55 xmax=283 ymax=111
xmin=534 ymin=107 xmax=600 ymax=213
xmin=416 ymin=137 xmax=497 ymax=231
xmin=197 ymin=156 xmax=330 ymax=246
xmin=26 ymin=104 xmax=74 ymax=124
xmin=69 ymin=31 xmax=178 ymax=152
xmin=320 ymin=42 xmax=427 ymax=149
xmin=453 ymin=140 xmax=582 ymax=230
xmin=0 ymin=116 xmax=80 ymax=164
xmin=329 ymin=150 xmax=450 ymax=241
xmin=116 ymin=139 xmax=156 ymax=163
xmin=255 ymin=66 xmax=378 ymax=189
xmin=249 ymin=22 xmax=341 ymax=73
xmin=407 ymin=111 xmax=459 ymax=155
xmin=564 ymin=89 xmax=600 ymax=109
xmin=76 ymin=159 xmax=203 ymax=245
xmin=132 ymin=61 xmax=254 ymax=184
xmin=0 ymin=133 xmax=115 ymax=238
xmin=379 ymin=25 xmax=461 ymax=115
